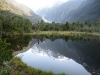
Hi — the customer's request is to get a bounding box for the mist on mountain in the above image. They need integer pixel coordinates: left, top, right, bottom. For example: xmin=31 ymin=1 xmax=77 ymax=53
xmin=36 ymin=0 xmax=100 ymax=23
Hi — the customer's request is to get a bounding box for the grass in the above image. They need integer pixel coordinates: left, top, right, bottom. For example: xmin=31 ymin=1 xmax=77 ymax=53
xmin=1 ymin=31 xmax=100 ymax=37
xmin=24 ymin=31 xmax=100 ymax=37
xmin=0 ymin=57 xmax=67 ymax=75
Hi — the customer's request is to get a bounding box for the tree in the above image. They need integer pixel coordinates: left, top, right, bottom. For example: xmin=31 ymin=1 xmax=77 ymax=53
xmin=40 ymin=20 xmax=44 ymax=24
xmin=52 ymin=21 xmax=56 ymax=30
xmin=64 ymin=22 xmax=69 ymax=30
xmin=84 ymin=21 xmax=88 ymax=25
xmin=0 ymin=20 xmax=2 ymax=35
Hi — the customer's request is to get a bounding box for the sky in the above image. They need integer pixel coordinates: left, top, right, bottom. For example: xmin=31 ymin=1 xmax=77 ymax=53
xmin=15 ymin=0 xmax=68 ymax=11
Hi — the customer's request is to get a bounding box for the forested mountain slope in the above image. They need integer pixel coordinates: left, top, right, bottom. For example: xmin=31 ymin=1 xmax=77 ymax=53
xmin=0 ymin=0 xmax=42 ymax=24
xmin=68 ymin=0 xmax=100 ymax=23
xmin=37 ymin=0 xmax=100 ymax=23
xmin=0 ymin=0 xmax=42 ymax=34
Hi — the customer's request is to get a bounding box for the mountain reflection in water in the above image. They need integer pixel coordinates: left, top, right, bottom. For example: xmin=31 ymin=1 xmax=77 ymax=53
xmin=17 ymin=37 xmax=100 ymax=75
xmin=29 ymin=45 xmax=69 ymax=61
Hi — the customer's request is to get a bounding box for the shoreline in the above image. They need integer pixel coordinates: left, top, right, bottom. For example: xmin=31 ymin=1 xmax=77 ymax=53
xmin=24 ymin=31 xmax=100 ymax=36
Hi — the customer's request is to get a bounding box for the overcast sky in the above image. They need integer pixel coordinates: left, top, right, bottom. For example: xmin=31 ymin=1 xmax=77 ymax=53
xmin=15 ymin=0 xmax=68 ymax=11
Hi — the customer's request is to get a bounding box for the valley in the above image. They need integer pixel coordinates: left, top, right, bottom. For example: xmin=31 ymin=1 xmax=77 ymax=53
xmin=0 ymin=0 xmax=100 ymax=75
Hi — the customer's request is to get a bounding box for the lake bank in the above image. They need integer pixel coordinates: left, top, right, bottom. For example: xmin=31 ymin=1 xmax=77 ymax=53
xmin=0 ymin=34 xmax=68 ymax=75
xmin=0 ymin=31 xmax=100 ymax=37
xmin=12 ymin=31 xmax=100 ymax=56
xmin=0 ymin=57 xmax=67 ymax=75
xmin=1 ymin=31 xmax=100 ymax=75
xmin=24 ymin=31 xmax=100 ymax=36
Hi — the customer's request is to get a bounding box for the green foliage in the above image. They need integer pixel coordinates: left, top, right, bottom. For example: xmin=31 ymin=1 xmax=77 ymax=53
xmin=64 ymin=22 xmax=69 ymax=30
xmin=32 ymin=21 xmax=100 ymax=33
xmin=0 ymin=38 xmax=13 ymax=65
xmin=0 ymin=67 xmax=11 ymax=75
xmin=0 ymin=10 xmax=32 ymax=35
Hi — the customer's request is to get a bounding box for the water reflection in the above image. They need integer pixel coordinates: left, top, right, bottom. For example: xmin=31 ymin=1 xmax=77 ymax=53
xmin=17 ymin=37 xmax=100 ymax=75
xmin=6 ymin=35 xmax=32 ymax=51
xmin=0 ymin=35 xmax=33 ymax=65
xmin=30 ymin=44 xmax=69 ymax=61
xmin=18 ymin=47 xmax=91 ymax=75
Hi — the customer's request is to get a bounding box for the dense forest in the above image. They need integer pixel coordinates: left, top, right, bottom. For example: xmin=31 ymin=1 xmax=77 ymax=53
xmin=0 ymin=10 xmax=100 ymax=35
xmin=0 ymin=10 xmax=32 ymax=35
xmin=33 ymin=20 xmax=100 ymax=33
xmin=0 ymin=0 xmax=100 ymax=35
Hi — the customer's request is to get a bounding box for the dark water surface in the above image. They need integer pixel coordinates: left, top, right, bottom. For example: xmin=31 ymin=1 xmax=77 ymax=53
xmin=16 ymin=35 xmax=100 ymax=75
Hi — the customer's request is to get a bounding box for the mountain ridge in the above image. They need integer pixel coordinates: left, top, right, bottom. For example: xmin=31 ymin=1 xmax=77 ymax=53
xmin=37 ymin=0 xmax=100 ymax=23
xmin=0 ymin=0 xmax=42 ymax=24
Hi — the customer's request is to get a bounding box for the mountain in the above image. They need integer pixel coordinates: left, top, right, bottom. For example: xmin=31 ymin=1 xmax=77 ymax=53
xmin=0 ymin=0 xmax=42 ymax=24
xmin=37 ymin=0 xmax=100 ymax=23
xmin=69 ymin=0 xmax=100 ymax=23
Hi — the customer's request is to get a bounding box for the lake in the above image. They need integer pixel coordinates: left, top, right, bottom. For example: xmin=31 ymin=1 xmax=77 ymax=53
xmin=12 ymin=35 xmax=100 ymax=75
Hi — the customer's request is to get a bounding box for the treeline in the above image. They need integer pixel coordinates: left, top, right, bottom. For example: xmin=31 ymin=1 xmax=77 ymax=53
xmin=33 ymin=20 xmax=100 ymax=33
xmin=0 ymin=10 xmax=32 ymax=35
xmin=0 ymin=10 xmax=100 ymax=35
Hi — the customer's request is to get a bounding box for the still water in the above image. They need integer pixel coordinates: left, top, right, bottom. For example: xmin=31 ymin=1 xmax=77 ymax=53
xmin=17 ymin=36 xmax=100 ymax=75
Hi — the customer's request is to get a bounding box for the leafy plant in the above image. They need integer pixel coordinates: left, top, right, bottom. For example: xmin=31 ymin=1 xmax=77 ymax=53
xmin=0 ymin=38 xmax=13 ymax=65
